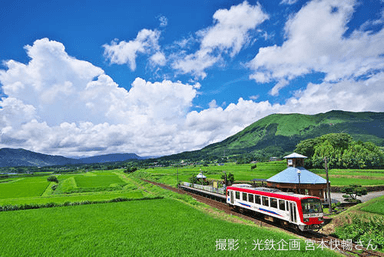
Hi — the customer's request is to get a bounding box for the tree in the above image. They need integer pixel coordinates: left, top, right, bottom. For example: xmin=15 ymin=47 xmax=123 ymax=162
xmin=124 ymin=167 xmax=137 ymax=173
xmin=189 ymin=174 xmax=198 ymax=184
xmin=47 ymin=175 xmax=59 ymax=183
xmin=295 ymin=133 xmax=384 ymax=169
xmin=221 ymin=172 xmax=235 ymax=186
xmin=341 ymin=184 xmax=367 ymax=202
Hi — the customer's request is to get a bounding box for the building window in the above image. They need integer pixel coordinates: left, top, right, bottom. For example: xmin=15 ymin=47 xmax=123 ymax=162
xmin=235 ymin=192 xmax=240 ymax=199
xmin=255 ymin=195 xmax=261 ymax=204
xmin=270 ymin=198 xmax=278 ymax=208
xmin=248 ymin=194 xmax=254 ymax=203
xmin=279 ymin=200 xmax=285 ymax=211
xmin=262 ymin=196 xmax=269 ymax=206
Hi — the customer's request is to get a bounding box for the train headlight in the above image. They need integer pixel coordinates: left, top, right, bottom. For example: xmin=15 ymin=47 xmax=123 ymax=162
xmin=304 ymin=218 xmax=309 ymax=222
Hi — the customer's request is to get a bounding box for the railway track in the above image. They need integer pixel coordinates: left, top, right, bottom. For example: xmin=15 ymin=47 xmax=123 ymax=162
xmin=143 ymin=179 xmax=384 ymax=257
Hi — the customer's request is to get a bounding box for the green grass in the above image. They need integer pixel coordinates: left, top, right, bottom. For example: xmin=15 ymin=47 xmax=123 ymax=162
xmin=0 ymin=198 xmax=338 ymax=257
xmin=74 ymin=172 xmax=126 ymax=188
xmin=0 ymin=171 xmax=146 ymax=206
xmin=0 ymin=176 xmax=50 ymax=199
xmin=327 ymin=177 xmax=384 ymax=186
xmin=361 ymin=195 xmax=384 ymax=215
xmin=0 ymin=190 xmax=146 ymax=206
xmin=141 ymin=162 xmax=287 ymax=187
xmin=139 ymin=162 xmax=384 ymax=187
xmin=54 ymin=176 xmax=77 ymax=194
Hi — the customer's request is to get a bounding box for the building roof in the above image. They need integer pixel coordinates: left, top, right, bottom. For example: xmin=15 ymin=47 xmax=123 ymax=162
xmin=196 ymin=172 xmax=206 ymax=179
xmin=267 ymin=166 xmax=327 ymax=184
xmin=283 ymin=152 xmax=307 ymax=159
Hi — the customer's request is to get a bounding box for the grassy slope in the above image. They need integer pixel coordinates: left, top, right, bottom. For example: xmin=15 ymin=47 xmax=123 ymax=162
xmin=192 ymin=110 xmax=384 ymax=157
xmin=360 ymin=195 xmax=384 ymax=215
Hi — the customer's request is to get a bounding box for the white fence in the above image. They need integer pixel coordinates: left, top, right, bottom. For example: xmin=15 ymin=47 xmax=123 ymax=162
xmin=182 ymin=182 xmax=225 ymax=195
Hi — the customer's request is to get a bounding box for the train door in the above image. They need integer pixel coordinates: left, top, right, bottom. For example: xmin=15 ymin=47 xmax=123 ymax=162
xmin=289 ymin=202 xmax=297 ymax=223
xmin=230 ymin=191 xmax=234 ymax=204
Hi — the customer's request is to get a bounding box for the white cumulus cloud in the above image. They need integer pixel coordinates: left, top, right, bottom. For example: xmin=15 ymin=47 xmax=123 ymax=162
xmin=249 ymin=0 xmax=384 ymax=95
xmin=2 ymin=38 xmax=384 ymax=157
xmin=172 ymin=1 xmax=268 ymax=79
xmin=103 ymin=29 xmax=161 ymax=71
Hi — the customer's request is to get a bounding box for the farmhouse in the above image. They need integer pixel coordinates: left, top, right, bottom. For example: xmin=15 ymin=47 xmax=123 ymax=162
xmin=266 ymin=153 xmax=329 ymax=200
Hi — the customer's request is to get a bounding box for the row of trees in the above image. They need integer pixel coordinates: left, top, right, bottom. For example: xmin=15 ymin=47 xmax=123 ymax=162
xmin=295 ymin=133 xmax=384 ymax=169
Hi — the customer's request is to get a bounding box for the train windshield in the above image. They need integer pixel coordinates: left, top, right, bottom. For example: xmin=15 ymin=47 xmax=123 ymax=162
xmin=301 ymin=198 xmax=323 ymax=214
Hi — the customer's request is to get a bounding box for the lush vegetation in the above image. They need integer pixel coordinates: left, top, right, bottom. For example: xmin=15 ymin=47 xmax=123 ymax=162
xmin=156 ymin=110 xmax=384 ymax=162
xmin=0 ymin=176 xmax=50 ymax=199
xmin=295 ymin=133 xmax=384 ymax=169
xmin=0 ymin=170 xmax=147 ymax=206
xmin=335 ymin=215 xmax=384 ymax=250
xmin=0 ymin=198 xmax=337 ymax=256
xmin=133 ymin=161 xmax=384 ymax=188
xmin=361 ymin=195 xmax=384 ymax=215
xmin=0 ymin=165 xmax=380 ymax=256
xmin=323 ymin=194 xmax=384 ymax=252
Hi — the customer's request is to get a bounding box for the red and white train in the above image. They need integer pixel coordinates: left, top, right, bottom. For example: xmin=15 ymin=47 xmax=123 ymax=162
xmin=226 ymin=184 xmax=324 ymax=231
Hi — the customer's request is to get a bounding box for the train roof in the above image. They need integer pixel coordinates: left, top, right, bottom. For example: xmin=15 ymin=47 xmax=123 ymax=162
xmin=227 ymin=185 xmax=320 ymax=201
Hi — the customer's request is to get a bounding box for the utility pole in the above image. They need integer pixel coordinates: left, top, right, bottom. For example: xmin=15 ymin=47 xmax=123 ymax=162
xmin=177 ymin=165 xmax=179 ymax=188
xmin=324 ymin=157 xmax=332 ymax=213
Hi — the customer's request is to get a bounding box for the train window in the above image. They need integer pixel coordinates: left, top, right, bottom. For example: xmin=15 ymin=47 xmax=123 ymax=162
xmin=255 ymin=195 xmax=261 ymax=204
xmin=248 ymin=194 xmax=254 ymax=203
xmin=286 ymin=201 xmax=289 ymax=211
xmin=262 ymin=196 xmax=269 ymax=206
xmin=235 ymin=192 xmax=240 ymax=200
xmin=301 ymin=198 xmax=322 ymax=214
xmin=279 ymin=200 xmax=286 ymax=211
xmin=242 ymin=192 xmax=247 ymax=201
xmin=270 ymin=198 xmax=278 ymax=208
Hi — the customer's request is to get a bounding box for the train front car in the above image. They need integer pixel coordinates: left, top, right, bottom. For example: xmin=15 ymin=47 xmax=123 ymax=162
xmin=226 ymin=186 xmax=325 ymax=232
xmin=298 ymin=197 xmax=324 ymax=231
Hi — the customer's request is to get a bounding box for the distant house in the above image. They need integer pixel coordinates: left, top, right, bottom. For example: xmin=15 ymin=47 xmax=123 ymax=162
xmin=266 ymin=153 xmax=328 ymax=200
xmin=269 ymin=157 xmax=280 ymax=162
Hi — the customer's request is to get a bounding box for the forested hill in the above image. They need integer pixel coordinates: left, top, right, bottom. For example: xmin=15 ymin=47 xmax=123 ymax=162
xmin=0 ymin=149 xmax=142 ymax=167
xmin=163 ymin=110 xmax=384 ymax=161
xmin=0 ymin=148 xmax=79 ymax=167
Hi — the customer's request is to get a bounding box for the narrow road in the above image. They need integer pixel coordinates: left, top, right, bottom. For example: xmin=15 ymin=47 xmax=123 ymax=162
xmin=331 ymin=191 xmax=384 ymax=203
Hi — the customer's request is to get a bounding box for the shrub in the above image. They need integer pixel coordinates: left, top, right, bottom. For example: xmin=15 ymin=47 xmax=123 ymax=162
xmin=335 ymin=215 xmax=384 ymax=250
xmin=47 ymin=176 xmax=59 ymax=183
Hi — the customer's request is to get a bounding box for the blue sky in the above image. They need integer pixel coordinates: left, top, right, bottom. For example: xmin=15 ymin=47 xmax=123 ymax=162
xmin=0 ymin=0 xmax=383 ymax=157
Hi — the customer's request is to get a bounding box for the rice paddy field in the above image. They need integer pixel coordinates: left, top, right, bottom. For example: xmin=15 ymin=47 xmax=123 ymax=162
xmin=0 ymin=170 xmax=147 ymax=206
xmin=0 ymin=198 xmax=338 ymax=257
xmin=139 ymin=162 xmax=384 ymax=188
xmin=0 ymin=163 xmax=382 ymax=256
xmin=0 ymin=176 xmax=50 ymax=199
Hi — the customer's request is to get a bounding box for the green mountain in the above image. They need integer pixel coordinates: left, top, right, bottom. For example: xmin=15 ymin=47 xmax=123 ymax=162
xmin=0 ymin=148 xmax=79 ymax=167
xmin=163 ymin=110 xmax=384 ymax=160
xmin=0 ymin=148 xmax=142 ymax=168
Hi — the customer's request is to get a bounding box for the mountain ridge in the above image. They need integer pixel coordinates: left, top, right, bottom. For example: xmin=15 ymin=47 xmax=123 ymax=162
xmin=0 ymin=148 xmax=142 ymax=167
xmin=161 ymin=110 xmax=384 ymax=160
